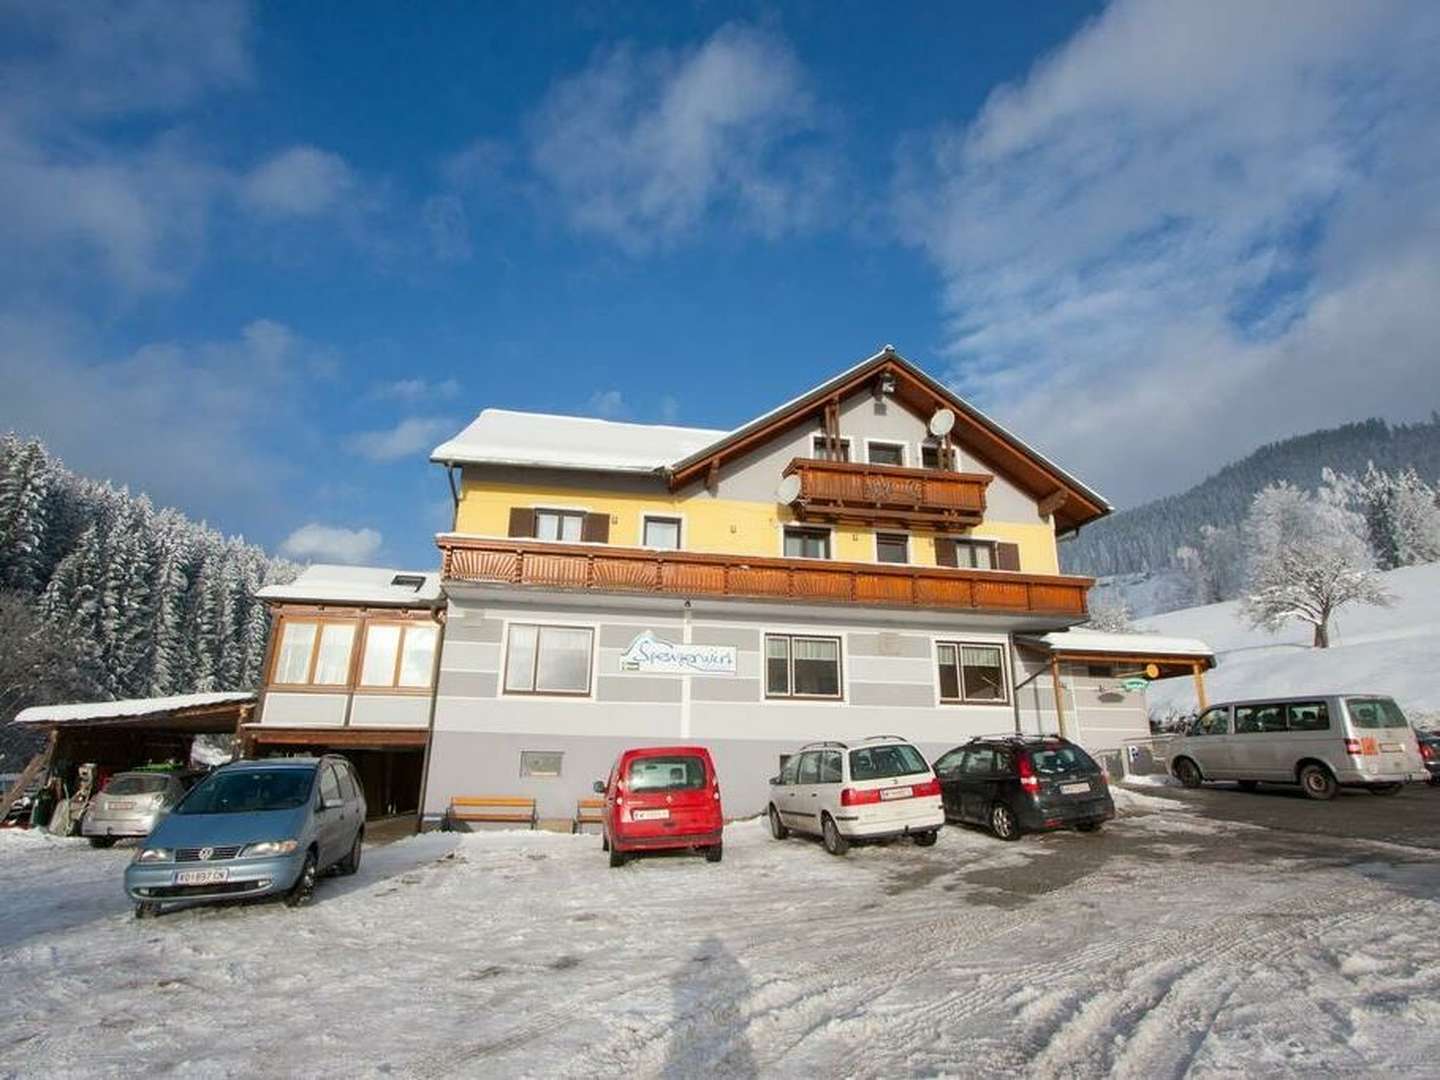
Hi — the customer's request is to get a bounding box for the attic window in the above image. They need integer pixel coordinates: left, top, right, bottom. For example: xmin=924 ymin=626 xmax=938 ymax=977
xmin=391 ymin=574 xmax=426 ymax=591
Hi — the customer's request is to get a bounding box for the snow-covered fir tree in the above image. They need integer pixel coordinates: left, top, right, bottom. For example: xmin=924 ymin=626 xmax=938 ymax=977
xmin=1239 ymin=481 xmax=1391 ymax=648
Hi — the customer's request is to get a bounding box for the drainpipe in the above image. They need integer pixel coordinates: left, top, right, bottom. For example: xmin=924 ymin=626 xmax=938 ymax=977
xmin=444 ymin=465 xmax=460 ymax=523
xmin=414 ymin=604 xmax=447 ymax=835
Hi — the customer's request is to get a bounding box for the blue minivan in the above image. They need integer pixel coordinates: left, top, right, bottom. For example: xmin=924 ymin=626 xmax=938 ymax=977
xmin=124 ymin=756 xmax=366 ymax=917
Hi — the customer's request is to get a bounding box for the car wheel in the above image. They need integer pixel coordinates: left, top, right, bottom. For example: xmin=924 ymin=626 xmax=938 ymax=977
xmin=989 ymin=803 xmax=1020 ymax=841
xmin=134 ymin=901 xmax=160 ymax=919
xmin=821 ymin=815 xmax=849 ymax=856
xmin=1367 ymin=783 xmax=1404 ymax=796
xmin=88 ymin=836 xmax=117 ymax=849
xmin=1075 ymin=822 xmax=1103 ymax=833
xmin=1298 ymin=764 xmax=1338 ymax=801
xmin=768 ymin=805 xmax=789 ymax=840
xmin=608 ymin=844 xmax=626 ymax=869
xmin=1174 ymin=758 xmax=1203 ymax=788
xmin=705 ymin=843 xmax=723 ymax=863
xmin=1236 ymin=780 xmax=1259 ymax=792
xmin=913 ymin=830 xmax=938 ymax=847
xmin=337 ymin=828 xmax=363 ymax=875
xmin=284 ymin=850 xmax=318 ymax=908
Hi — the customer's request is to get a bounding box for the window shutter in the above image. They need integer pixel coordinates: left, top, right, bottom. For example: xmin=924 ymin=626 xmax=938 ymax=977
xmin=995 ymin=542 xmax=1021 ymax=571
xmin=507 ymin=507 xmax=536 ymax=538
xmin=581 ymin=512 xmax=610 ymax=543
xmin=934 ymin=537 xmax=958 ymax=567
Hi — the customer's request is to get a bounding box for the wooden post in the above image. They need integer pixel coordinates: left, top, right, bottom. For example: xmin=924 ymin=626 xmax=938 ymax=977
xmin=1192 ymin=662 xmax=1209 ymax=709
xmin=1050 ymin=656 xmax=1067 ymax=738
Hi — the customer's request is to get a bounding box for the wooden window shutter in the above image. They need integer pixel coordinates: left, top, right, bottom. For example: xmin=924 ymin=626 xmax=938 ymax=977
xmin=995 ymin=542 xmax=1021 ymax=571
xmin=507 ymin=507 xmax=536 ymax=538
xmin=581 ymin=512 xmax=610 ymax=543
xmin=934 ymin=537 xmax=958 ymax=568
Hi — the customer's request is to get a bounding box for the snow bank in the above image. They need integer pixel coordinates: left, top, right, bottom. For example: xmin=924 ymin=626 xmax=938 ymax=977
xmin=1140 ymin=562 xmax=1440 ymax=717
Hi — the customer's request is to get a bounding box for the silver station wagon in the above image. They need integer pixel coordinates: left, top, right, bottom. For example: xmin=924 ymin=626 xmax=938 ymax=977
xmin=1168 ymin=693 xmax=1429 ymax=799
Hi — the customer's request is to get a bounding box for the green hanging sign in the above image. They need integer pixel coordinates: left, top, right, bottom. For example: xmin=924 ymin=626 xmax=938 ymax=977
xmin=1121 ymin=677 xmax=1150 ymax=692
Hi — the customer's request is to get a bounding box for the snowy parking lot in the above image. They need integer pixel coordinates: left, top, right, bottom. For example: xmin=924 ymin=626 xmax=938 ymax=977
xmin=2 ymin=788 xmax=1439 ymax=1078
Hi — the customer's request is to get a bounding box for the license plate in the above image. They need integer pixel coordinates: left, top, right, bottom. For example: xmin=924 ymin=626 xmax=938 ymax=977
xmin=880 ymin=787 xmax=912 ymax=801
xmin=1380 ymin=743 xmax=1403 ymax=753
xmin=631 ymin=809 xmax=669 ymax=821
xmin=174 ymin=868 xmax=229 ymax=886
xmin=109 ymin=801 xmax=135 ymax=810
xmin=1061 ymin=782 xmax=1092 ymax=795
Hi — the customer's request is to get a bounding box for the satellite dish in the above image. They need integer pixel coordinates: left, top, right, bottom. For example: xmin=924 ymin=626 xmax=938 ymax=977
xmin=928 ymin=409 xmax=956 ymax=437
xmin=776 ymin=474 xmax=802 ymax=504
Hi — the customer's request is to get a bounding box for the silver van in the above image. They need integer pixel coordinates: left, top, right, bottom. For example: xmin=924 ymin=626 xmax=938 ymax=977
xmin=1168 ymin=694 xmax=1428 ymax=799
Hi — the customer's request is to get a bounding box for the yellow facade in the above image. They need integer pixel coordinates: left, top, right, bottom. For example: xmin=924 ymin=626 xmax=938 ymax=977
xmin=455 ymin=476 xmax=1061 ymax=575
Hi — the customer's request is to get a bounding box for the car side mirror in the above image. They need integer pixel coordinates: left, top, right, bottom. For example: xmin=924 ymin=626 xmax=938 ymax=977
xmin=768 ymin=776 xmax=780 ymax=786
xmin=320 ymin=797 xmax=343 ymax=811
xmin=592 ymin=780 xmax=605 ymax=795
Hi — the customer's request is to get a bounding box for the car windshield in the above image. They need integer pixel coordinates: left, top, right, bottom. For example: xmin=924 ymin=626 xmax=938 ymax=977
xmin=104 ymin=774 xmax=169 ymax=796
xmin=1346 ymin=697 xmax=1408 ymax=730
xmin=627 ymin=756 xmax=705 ymax=791
xmin=1029 ymin=744 xmax=1097 ymax=776
xmin=174 ymin=768 xmax=314 ymax=814
xmin=849 ymin=744 xmax=929 ymax=781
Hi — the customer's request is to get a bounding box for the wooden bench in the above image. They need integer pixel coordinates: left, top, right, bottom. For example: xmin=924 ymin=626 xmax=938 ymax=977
xmin=444 ymin=796 xmax=536 ymax=831
xmin=572 ymin=797 xmax=605 ymax=833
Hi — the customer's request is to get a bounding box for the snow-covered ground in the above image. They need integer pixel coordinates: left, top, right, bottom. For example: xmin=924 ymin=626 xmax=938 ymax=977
xmin=2 ymin=798 xmax=1438 ymax=1078
xmin=1141 ymin=561 xmax=1440 ymax=722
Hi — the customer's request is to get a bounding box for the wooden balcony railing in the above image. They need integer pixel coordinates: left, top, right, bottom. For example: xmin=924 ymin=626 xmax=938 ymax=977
xmin=782 ymin=458 xmax=990 ymax=528
xmin=438 ymin=536 xmax=1091 ymax=618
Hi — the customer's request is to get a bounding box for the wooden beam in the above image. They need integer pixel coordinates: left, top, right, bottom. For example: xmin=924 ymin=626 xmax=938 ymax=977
xmin=1192 ymin=661 xmax=1209 ymax=709
xmin=244 ymin=726 xmax=428 ymax=749
xmin=1038 ymin=489 xmax=1068 ymax=517
xmin=1050 ymin=657 xmax=1068 ymax=739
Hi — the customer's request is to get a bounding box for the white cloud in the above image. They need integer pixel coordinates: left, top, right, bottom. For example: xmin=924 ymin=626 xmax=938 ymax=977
xmin=345 ymin=417 xmax=456 ymax=463
xmin=894 ymin=0 xmax=1440 ymax=507
xmin=527 ymin=23 xmax=835 ymax=249
xmin=279 ymin=523 xmax=383 ymax=565
xmin=587 ymin=390 xmax=628 ymax=420
xmin=373 ymin=378 xmax=461 ymax=402
xmin=241 ymin=146 xmax=356 ymax=217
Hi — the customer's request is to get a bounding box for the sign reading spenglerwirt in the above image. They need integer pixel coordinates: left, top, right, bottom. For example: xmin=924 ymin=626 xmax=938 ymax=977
xmin=619 ymin=631 xmax=737 ymax=676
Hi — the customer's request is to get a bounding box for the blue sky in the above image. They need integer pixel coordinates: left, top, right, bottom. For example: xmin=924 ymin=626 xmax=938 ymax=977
xmin=4 ymin=1 xmax=1439 ymax=569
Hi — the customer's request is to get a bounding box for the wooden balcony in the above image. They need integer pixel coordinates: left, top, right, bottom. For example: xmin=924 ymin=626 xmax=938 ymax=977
xmin=782 ymin=458 xmax=990 ymax=528
xmin=438 ymin=536 xmax=1091 ymax=618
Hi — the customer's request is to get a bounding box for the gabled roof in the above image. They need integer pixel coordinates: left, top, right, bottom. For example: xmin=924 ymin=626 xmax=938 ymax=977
xmin=668 ymin=347 xmax=1111 ymax=532
xmin=430 ymin=408 xmax=727 ymax=474
xmin=256 ymin=564 xmax=444 ymax=607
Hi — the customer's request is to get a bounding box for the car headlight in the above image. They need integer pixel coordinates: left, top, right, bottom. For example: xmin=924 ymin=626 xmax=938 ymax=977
xmin=135 ymin=848 xmax=171 ymax=863
xmin=240 ymin=839 xmax=299 ymax=857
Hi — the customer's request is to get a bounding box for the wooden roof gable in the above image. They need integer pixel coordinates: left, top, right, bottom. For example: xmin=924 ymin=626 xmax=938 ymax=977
xmin=667 ymin=347 xmax=1111 ymax=532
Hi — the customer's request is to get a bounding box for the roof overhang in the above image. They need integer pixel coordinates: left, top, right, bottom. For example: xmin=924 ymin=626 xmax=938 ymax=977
xmin=13 ymin=693 xmax=256 ymax=734
xmin=666 ymin=348 xmax=1111 ymax=532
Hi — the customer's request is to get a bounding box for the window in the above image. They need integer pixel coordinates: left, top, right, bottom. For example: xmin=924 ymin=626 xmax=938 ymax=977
xmin=933 ymin=748 xmax=965 ymax=778
xmin=920 ymin=442 xmax=948 ymax=470
xmin=319 ymin=765 xmax=343 ymax=805
xmin=272 ymin=619 xmax=356 ymax=687
xmin=503 ymin=624 xmax=594 ymax=695
xmin=876 ymin=533 xmax=909 ymax=564
xmin=1189 ymin=707 xmax=1231 ymax=736
xmin=765 ymin=635 xmax=842 ymax=699
xmin=642 ymin=516 xmax=682 ymax=549
xmin=535 ymin=509 xmax=585 ymax=542
xmin=783 ymin=526 xmax=831 ymax=559
xmin=867 ymin=441 xmax=905 ymax=466
xmin=1030 ymin=745 xmax=1097 ymax=776
xmin=1235 ymin=704 xmax=1286 ymax=734
xmin=520 ymin=751 xmax=564 ymax=778
xmin=359 ymin=622 xmax=438 ymax=689
xmin=936 ymin=642 xmax=1008 ymax=704
xmin=963 ymin=747 xmax=997 ymax=775
xmin=819 ymin=750 xmax=843 ymax=783
xmin=334 ymin=765 xmax=357 ymax=801
xmin=1345 ymin=697 xmax=1407 ymax=729
xmin=628 ymin=754 xmax=706 ymax=791
xmin=849 ymin=743 xmax=929 ymax=780
xmin=1288 ymin=701 xmax=1331 ymax=731
xmin=390 ymin=574 xmax=426 ymax=590
xmin=937 ymin=539 xmax=996 ymax=569
xmin=778 ymin=755 xmax=798 ymax=784
xmin=797 ymin=752 xmax=821 ymax=784
xmin=811 ymin=435 xmax=850 ymax=462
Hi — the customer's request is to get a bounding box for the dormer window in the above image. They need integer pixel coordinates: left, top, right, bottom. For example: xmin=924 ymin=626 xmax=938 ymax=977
xmin=390 ymin=574 xmax=426 ymax=591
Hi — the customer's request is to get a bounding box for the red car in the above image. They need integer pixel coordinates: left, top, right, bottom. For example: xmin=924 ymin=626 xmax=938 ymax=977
xmin=595 ymin=746 xmax=724 ymax=867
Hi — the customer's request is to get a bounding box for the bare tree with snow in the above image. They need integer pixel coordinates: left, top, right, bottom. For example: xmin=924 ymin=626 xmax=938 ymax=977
xmin=1240 ymin=482 xmax=1390 ymax=648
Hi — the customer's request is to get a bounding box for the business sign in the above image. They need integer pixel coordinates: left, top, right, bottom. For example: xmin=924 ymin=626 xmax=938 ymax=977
xmin=1121 ymin=677 xmax=1150 ymax=692
xmin=619 ymin=631 xmax=737 ymax=676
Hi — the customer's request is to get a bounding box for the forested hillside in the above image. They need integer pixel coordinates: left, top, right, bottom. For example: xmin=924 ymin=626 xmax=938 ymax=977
xmin=0 ymin=434 xmax=298 ymax=755
xmin=1062 ymin=416 xmax=1440 ymax=578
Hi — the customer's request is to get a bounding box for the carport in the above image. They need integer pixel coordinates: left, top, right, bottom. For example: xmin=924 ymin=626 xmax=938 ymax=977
xmin=2 ymin=693 xmax=255 ymax=824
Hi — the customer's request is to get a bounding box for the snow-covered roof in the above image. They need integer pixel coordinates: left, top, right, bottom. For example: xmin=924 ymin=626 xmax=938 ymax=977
xmin=430 ymin=408 xmax=728 ymax=474
xmin=13 ymin=692 xmax=255 ymax=728
xmin=256 ymin=564 xmax=443 ymax=607
xmin=1017 ymin=629 xmax=1215 ymax=662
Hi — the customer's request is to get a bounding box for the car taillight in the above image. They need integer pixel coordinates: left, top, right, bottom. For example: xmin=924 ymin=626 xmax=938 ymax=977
xmin=1344 ymin=738 xmax=1363 ymax=756
xmin=840 ymin=787 xmax=881 ymax=806
xmin=912 ymin=778 xmax=941 ymax=798
xmin=1420 ymin=741 xmax=1434 ymax=761
xmin=1017 ymin=752 xmax=1040 ymax=795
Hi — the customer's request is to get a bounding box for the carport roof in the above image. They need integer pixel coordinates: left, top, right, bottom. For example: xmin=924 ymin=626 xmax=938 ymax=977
xmin=13 ymin=692 xmax=255 ymax=732
xmin=1016 ymin=629 xmax=1216 ymax=668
